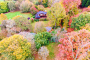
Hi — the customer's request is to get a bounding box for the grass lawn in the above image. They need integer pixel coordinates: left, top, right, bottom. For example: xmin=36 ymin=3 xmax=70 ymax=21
xmin=5 ymin=11 xmax=33 ymax=19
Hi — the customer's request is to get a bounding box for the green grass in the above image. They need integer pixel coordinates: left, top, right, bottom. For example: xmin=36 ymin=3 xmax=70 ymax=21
xmin=5 ymin=11 xmax=33 ymax=19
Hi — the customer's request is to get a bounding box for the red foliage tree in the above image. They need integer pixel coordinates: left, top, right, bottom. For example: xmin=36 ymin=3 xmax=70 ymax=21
xmin=56 ymin=29 xmax=90 ymax=60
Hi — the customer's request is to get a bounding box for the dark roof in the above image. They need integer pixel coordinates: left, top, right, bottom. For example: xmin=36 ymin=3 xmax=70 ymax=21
xmin=35 ymin=11 xmax=47 ymax=19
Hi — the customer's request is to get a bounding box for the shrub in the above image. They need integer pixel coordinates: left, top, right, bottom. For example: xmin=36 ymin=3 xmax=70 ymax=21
xmin=82 ymin=0 xmax=90 ymax=7
xmin=0 ymin=2 xmax=9 ymax=13
xmin=37 ymin=0 xmax=48 ymax=7
xmin=34 ymin=21 xmax=46 ymax=33
xmin=51 ymin=28 xmax=66 ymax=42
xmin=0 ymin=29 xmax=7 ymax=41
xmin=42 ymin=0 xmax=48 ymax=7
xmin=35 ymin=32 xmax=52 ymax=49
xmin=5 ymin=20 xmax=16 ymax=36
xmin=38 ymin=46 xmax=49 ymax=60
xmin=56 ymin=29 xmax=90 ymax=60
xmin=15 ymin=1 xmax=20 ymax=9
xmin=18 ymin=32 xmax=37 ymax=54
xmin=12 ymin=15 xmax=22 ymax=20
xmin=14 ymin=17 xmax=32 ymax=31
xmin=37 ymin=5 xmax=44 ymax=11
xmin=0 ymin=13 xmax=8 ymax=23
xmin=0 ymin=34 xmax=32 ymax=60
xmin=31 ymin=18 xmax=34 ymax=23
xmin=19 ymin=0 xmax=33 ymax=13
xmin=8 ymin=1 xmax=16 ymax=12
xmin=71 ymin=12 xmax=90 ymax=30
xmin=30 ymin=6 xmax=39 ymax=15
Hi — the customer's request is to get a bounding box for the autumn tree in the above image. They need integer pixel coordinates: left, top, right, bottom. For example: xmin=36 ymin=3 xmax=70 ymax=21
xmin=47 ymin=2 xmax=67 ymax=29
xmin=56 ymin=29 xmax=90 ymax=60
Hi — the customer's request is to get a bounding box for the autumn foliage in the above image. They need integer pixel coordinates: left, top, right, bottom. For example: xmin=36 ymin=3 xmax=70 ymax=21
xmin=62 ymin=0 xmax=81 ymax=13
xmin=56 ymin=29 xmax=90 ymax=60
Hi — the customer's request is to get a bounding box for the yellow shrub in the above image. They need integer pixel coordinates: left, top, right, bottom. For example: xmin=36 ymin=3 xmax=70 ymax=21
xmin=12 ymin=15 xmax=22 ymax=20
xmin=0 ymin=13 xmax=8 ymax=23
xmin=0 ymin=34 xmax=31 ymax=60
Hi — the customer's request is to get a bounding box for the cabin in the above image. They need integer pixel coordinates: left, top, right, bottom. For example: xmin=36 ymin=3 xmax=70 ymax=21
xmin=35 ymin=11 xmax=47 ymax=19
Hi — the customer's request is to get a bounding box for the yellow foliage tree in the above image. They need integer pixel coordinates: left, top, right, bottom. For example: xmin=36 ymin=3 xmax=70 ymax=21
xmin=0 ymin=34 xmax=31 ymax=60
xmin=47 ymin=2 xmax=67 ymax=29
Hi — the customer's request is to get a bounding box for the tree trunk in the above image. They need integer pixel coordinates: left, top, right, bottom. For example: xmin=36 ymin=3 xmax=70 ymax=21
xmin=54 ymin=18 xmax=57 ymax=29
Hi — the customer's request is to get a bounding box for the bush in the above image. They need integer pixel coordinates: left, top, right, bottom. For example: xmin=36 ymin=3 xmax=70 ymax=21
xmin=30 ymin=6 xmax=39 ymax=15
xmin=31 ymin=18 xmax=34 ymax=23
xmin=56 ymin=29 xmax=90 ymax=60
xmin=71 ymin=12 xmax=90 ymax=30
xmin=35 ymin=32 xmax=52 ymax=49
xmin=34 ymin=21 xmax=46 ymax=33
xmin=0 ymin=29 xmax=7 ymax=41
xmin=8 ymin=1 xmax=16 ymax=12
xmin=42 ymin=0 xmax=48 ymax=7
xmin=19 ymin=0 xmax=33 ymax=13
xmin=18 ymin=32 xmax=37 ymax=54
xmin=51 ymin=28 xmax=66 ymax=42
xmin=0 ymin=13 xmax=8 ymax=23
xmin=0 ymin=2 xmax=9 ymax=13
xmin=82 ymin=0 xmax=90 ymax=7
xmin=37 ymin=0 xmax=48 ymax=7
xmin=38 ymin=46 xmax=49 ymax=60
xmin=37 ymin=5 xmax=44 ymax=11
xmin=0 ymin=34 xmax=32 ymax=60
xmin=14 ymin=17 xmax=32 ymax=31
xmin=15 ymin=1 xmax=20 ymax=9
